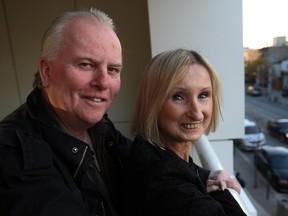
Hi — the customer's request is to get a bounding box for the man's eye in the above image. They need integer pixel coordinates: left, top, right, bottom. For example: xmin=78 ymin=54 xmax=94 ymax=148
xmin=80 ymin=63 xmax=90 ymax=67
xmin=108 ymin=67 xmax=121 ymax=76
xmin=79 ymin=63 xmax=94 ymax=71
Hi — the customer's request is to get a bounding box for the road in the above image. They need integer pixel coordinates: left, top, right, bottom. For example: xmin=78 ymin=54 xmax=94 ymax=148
xmin=245 ymin=95 xmax=288 ymax=129
xmin=245 ymin=95 xmax=288 ymax=148
xmin=234 ymin=95 xmax=288 ymax=216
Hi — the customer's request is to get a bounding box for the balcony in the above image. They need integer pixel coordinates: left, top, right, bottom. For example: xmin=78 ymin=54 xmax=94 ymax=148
xmin=194 ymin=135 xmax=257 ymax=216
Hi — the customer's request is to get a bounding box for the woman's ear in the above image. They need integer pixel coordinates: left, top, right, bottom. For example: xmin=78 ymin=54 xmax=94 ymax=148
xmin=39 ymin=59 xmax=50 ymax=87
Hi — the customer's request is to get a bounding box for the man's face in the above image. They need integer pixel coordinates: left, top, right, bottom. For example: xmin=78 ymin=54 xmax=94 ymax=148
xmin=40 ymin=18 xmax=122 ymax=131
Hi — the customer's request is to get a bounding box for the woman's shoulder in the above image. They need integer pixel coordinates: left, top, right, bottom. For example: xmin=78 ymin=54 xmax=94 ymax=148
xmin=129 ymin=136 xmax=162 ymax=164
xmin=130 ymin=136 xmax=176 ymax=161
xmin=128 ymin=136 xmax=190 ymax=174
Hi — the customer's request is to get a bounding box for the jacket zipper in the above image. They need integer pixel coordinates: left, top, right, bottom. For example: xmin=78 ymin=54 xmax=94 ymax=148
xmin=74 ymin=145 xmax=88 ymax=178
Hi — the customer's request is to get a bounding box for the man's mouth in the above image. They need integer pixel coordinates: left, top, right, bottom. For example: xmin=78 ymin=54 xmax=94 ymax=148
xmin=86 ymin=97 xmax=104 ymax=102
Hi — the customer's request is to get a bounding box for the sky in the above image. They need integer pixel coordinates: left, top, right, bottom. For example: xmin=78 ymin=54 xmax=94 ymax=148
xmin=243 ymin=0 xmax=288 ymax=49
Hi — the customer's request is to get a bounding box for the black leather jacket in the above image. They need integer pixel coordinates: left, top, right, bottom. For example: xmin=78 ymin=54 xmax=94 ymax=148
xmin=0 ymin=88 xmax=131 ymax=216
xmin=124 ymin=136 xmax=246 ymax=216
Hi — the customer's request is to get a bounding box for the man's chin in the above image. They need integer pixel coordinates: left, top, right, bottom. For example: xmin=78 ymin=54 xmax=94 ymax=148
xmin=82 ymin=109 xmax=107 ymax=125
xmin=89 ymin=113 xmax=106 ymax=124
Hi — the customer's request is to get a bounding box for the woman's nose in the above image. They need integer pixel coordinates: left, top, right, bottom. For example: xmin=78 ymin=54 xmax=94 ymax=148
xmin=187 ymin=100 xmax=203 ymax=120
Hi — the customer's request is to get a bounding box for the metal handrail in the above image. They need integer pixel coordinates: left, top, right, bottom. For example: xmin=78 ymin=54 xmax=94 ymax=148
xmin=194 ymin=135 xmax=257 ymax=216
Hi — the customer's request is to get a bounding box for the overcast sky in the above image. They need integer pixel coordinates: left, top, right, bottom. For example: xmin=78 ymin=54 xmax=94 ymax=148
xmin=243 ymin=0 xmax=288 ymax=49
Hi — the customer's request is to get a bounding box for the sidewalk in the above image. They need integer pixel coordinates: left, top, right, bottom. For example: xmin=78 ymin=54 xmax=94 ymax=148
xmin=244 ymin=190 xmax=270 ymax=216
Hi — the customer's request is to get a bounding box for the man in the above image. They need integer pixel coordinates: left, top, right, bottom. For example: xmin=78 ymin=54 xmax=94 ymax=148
xmin=0 ymin=8 xmax=130 ymax=216
xmin=0 ymin=8 xmax=241 ymax=216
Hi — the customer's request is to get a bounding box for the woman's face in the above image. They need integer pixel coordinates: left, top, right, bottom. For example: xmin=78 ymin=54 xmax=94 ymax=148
xmin=157 ymin=64 xmax=213 ymax=148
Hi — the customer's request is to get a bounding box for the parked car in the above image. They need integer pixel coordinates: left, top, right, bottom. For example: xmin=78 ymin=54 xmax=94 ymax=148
xmin=235 ymin=119 xmax=266 ymax=151
xmin=246 ymin=85 xmax=262 ymax=96
xmin=266 ymin=118 xmax=288 ymax=143
xmin=254 ymin=146 xmax=288 ymax=193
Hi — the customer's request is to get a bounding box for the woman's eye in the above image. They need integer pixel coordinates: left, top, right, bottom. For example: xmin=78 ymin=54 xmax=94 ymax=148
xmin=172 ymin=94 xmax=183 ymax=101
xmin=199 ymin=92 xmax=209 ymax=99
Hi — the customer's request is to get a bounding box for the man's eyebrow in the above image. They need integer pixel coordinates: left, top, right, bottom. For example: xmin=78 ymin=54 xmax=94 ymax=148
xmin=77 ymin=57 xmax=95 ymax=63
xmin=78 ymin=58 xmax=122 ymax=67
xmin=110 ymin=63 xmax=123 ymax=67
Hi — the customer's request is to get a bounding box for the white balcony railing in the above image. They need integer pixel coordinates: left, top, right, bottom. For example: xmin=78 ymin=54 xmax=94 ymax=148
xmin=194 ymin=135 xmax=257 ymax=216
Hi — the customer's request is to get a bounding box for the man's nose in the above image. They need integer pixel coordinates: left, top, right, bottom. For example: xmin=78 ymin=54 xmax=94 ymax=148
xmin=90 ymin=69 xmax=109 ymax=89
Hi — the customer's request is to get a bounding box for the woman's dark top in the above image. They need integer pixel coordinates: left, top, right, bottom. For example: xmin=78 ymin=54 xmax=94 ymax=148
xmin=123 ymin=136 xmax=246 ymax=216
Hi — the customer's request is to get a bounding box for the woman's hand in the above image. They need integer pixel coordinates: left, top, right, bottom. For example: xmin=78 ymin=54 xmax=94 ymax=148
xmin=206 ymin=170 xmax=241 ymax=194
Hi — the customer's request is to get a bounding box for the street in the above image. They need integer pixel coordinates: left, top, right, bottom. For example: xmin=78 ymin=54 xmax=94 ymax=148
xmin=234 ymin=94 xmax=288 ymax=216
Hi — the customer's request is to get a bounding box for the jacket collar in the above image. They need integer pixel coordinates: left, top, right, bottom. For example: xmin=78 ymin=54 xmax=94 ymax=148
xmin=26 ymin=88 xmax=93 ymax=177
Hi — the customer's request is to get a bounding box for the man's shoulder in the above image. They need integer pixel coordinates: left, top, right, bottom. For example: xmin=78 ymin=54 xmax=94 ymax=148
xmin=0 ymin=103 xmax=31 ymax=145
xmin=0 ymin=122 xmax=53 ymax=182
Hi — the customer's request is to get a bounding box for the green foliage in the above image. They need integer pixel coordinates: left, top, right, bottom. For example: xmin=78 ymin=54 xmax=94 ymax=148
xmin=245 ymin=57 xmax=265 ymax=84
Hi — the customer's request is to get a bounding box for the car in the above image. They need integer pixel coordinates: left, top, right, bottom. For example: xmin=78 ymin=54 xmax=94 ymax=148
xmin=235 ymin=119 xmax=266 ymax=151
xmin=266 ymin=118 xmax=288 ymax=143
xmin=254 ymin=146 xmax=288 ymax=193
xmin=246 ymin=85 xmax=262 ymax=96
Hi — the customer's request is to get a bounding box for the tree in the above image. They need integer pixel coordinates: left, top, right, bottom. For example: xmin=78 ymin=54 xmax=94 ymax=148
xmin=245 ymin=57 xmax=265 ymax=84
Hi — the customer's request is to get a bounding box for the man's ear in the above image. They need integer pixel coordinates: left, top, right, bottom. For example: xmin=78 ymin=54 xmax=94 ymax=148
xmin=39 ymin=59 xmax=50 ymax=87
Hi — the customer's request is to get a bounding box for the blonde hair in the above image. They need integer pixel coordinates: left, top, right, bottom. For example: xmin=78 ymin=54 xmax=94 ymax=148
xmin=131 ymin=48 xmax=222 ymax=147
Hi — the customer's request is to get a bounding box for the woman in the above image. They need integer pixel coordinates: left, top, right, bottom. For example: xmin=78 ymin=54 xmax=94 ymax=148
xmin=124 ymin=48 xmax=246 ymax=215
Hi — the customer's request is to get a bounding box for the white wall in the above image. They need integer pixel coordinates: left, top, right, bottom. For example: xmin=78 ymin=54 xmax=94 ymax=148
xmin=148 ymin=0 xmax=244 ymax=173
